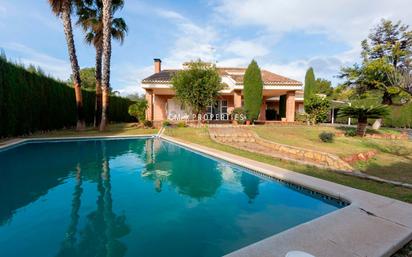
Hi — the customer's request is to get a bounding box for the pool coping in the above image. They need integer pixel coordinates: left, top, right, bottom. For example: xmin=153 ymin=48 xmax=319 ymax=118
xmin=1 ymin=134 xmax=412 ymax=257
xmin=0 ymin=134 xmax=155 ymax=151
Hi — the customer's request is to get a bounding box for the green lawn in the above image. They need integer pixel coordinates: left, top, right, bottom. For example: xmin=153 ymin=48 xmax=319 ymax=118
xmin=165 ymin=127 xmax=412 ymax=203
xmin=251 ymin=126 xmax=412 ymax=184
xmin=0 ymin=123 xmax=158 ymax=146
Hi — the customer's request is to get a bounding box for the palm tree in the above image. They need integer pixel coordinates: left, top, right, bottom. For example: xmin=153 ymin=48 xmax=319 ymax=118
xmin=99 ymin=0 xmax=113 ymax=131
xmin=76 ymin=0 xmax=127 ymax=128
xmin=48 ymin=0 xmax=86 ymax=130
xmin=338 ymin=105 xmax=390 ymax=136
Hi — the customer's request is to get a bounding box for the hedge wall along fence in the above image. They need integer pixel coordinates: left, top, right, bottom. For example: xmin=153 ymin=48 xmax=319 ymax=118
xmin=0 ymin=58 xmax=134 ymax=137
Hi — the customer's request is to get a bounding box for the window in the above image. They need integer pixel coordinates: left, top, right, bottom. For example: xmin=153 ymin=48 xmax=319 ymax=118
xmin=221 ymin=100 xmax=228 ymax=113
xmin=221 ymin=100 xmax=228 ymax=119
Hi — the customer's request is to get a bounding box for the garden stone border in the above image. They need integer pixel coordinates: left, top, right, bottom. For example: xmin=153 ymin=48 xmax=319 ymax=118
xmin=209 ymin=127 xmax=353 ymax=172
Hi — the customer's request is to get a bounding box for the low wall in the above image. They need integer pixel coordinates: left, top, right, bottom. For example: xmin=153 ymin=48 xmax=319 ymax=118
xmin=209 ymin=128 xmax=353 ymax=172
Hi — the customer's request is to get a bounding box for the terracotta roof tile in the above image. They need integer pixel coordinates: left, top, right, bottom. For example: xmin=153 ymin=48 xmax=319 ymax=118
xmin=142 ymin=67 xmax=302 ymax=85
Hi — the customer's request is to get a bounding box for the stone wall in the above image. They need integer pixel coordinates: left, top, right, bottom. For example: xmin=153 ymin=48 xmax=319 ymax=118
xmin=209 ymin=127 xmax=353 ymax=172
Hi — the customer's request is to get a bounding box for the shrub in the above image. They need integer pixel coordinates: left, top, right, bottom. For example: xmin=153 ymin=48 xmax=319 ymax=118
xmin=319 ymin=132 xmax=334 ymax=143
xmin=128 ymin=99 xmax=148 ymax=123
xmin=305 ymin=96 xmax=330 ymax=125
xmin=344 ymin=128 xmax=357 ymax=137
xmin=243 ymin=60 xmax=263 ymax=121
xmin=295 ymin=112 xmax=307 ymax=123
xmin=143 ymin=120 xmax=153 ymax=128
xmin=162 ymin=120 xmax=171 ymax=127
xmin=177 ymin=121 xmax=186 ymax=128
xmin=231 ymin=107 xmax=247 ymax=124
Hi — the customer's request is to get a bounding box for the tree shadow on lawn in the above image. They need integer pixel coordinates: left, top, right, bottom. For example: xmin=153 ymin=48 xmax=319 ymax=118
xmin=359 ymin=159 xmax=412 ymax=185
xmin=362 ymin=141 xmax=412 ymax=160
xmin=333 ymin=125 xmax=403 ymax=135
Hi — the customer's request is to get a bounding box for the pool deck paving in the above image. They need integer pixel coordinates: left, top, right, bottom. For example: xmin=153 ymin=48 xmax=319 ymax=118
xmin=1 ymin=134 xmax=412 ymax=257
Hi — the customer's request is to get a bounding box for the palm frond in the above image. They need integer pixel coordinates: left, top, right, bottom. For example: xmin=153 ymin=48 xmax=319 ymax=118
xmin=338 ymin=105 xmax=390 ymax=119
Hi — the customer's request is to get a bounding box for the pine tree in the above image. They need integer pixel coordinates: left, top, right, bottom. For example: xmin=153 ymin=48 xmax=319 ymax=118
xmin=243 ymin=60 xmax=263 ymax=121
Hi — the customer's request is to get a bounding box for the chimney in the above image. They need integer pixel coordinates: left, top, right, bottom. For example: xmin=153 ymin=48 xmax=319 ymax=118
xmin=154 ymin=58 xmax=161 ymax=73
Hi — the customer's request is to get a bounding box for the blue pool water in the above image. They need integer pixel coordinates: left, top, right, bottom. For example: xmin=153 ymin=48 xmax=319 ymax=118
xmin=0 ymin=138 xmax=344 ymax=257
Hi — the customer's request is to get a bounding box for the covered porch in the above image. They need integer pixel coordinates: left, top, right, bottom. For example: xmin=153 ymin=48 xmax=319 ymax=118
xmin=144 ymin=88 xmax=302 ymax=122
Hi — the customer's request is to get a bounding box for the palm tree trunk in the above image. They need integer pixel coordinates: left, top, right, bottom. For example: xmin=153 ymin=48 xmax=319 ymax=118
xmin=382 ymin=91 xmax=393 ymax=105
xmin=94 ymin=45 xmax=103 ymax=128
xmin=357 ymin=117 xmax=368 ymax=137
xmin=61 ymin=1 xmax=85 ymax=130
xmin=99 ymin=0 xmax=113 ymax=131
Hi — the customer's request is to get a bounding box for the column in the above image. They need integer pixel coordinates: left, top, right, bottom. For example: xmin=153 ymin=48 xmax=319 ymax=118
xmin=286 ymin=91 xmax=295 ymax=122
xmin=234 ymin=90 xmax=242 ymax=108
xmin=145 ymin=89 xmax=153 ymax=121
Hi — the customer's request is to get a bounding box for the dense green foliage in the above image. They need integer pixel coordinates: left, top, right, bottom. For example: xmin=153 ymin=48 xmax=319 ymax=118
xmin=304 ymin=96 xmax=330 ymax=124
xmin=172 ymin=60 xmax=223 ymax=116
xmin=231 ymin=107 xmax=247 ymax=124
xmin=0 ymin=58 xmax=134 ymax=137
xmin=128 ymin=99 xmax=147 ymax=123
xmin=339 ymin=104 xmax=390 ymax=120
xmin=162 ymin=120 xmax=171 ymax=127
xmin=143 ymin=120 xmax=153 ymax=128
xmin=319 ymin=132 xmax=334 ymax=143
xmin=338 ymin=104 xmax=390 ymax=136
xmin=243 ymin=60 xmax=263 ymax=121
xmin=340 ymin=19 xmax=412 ymax=104
xmin=315 ymin=78 xmax=333 ymax=96
xmin=304 ymin=67 xmax=316 ymax=109
xmin=384 ymin=102 xmax=412 ymax=128
xmin=69 ymin=67 xmax=96 ymax=90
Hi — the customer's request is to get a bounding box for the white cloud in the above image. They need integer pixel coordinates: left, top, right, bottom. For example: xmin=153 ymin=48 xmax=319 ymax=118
xmin=161 ymin=15 xmax=218 ymax=66
xmin=2 ymin=42 xmax=71 ymax=79
xmin=224 ymin=39 xmax=269 ymax=59
xmin=120 ymin=0 xmax=412 ymax=92
xmin=127 ymin=3 xmax=218 ymax=66
xmin=215 ymin=0 xmax=412 ymax=46
xmin=116 ymin=6 xmax=219 ymax=94
xmin=211 ymin=0 xmax=412 ymax=84
xmin=112 ymin=64 xmax=153 ymax=96
xmin=262 ymin=47 xmax=358 ymax=85
xmin=155 ymin=9 xmax=186 ymax=21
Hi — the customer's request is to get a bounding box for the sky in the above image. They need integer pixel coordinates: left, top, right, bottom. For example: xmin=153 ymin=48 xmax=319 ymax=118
xmin=0 ymin=0 xmax=411 ymax=96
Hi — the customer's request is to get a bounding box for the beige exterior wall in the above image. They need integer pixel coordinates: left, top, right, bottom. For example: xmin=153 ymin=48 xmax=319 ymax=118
xmin=286 ymin=91 xmax=295 ymax=122
xmin=144 ymin=88 xmax=300 ymax=122
xmin=145 ymin=90 xmax=153 ymax=121
xmin=153 ymin=95 xmax=169 ymax=121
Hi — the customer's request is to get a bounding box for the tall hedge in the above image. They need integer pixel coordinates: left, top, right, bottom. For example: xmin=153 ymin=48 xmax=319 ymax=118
xmin=304 ymin=67 xmax=316 ymax=111
xmin=243 ymin=60 xmax=263 ymax=121
xmin=0 ymin=58 xmax=134 ymax=137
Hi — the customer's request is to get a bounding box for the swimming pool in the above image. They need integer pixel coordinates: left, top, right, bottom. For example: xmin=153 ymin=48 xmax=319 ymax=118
xmin=0 ymin=138 xmax=345 ymax=257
